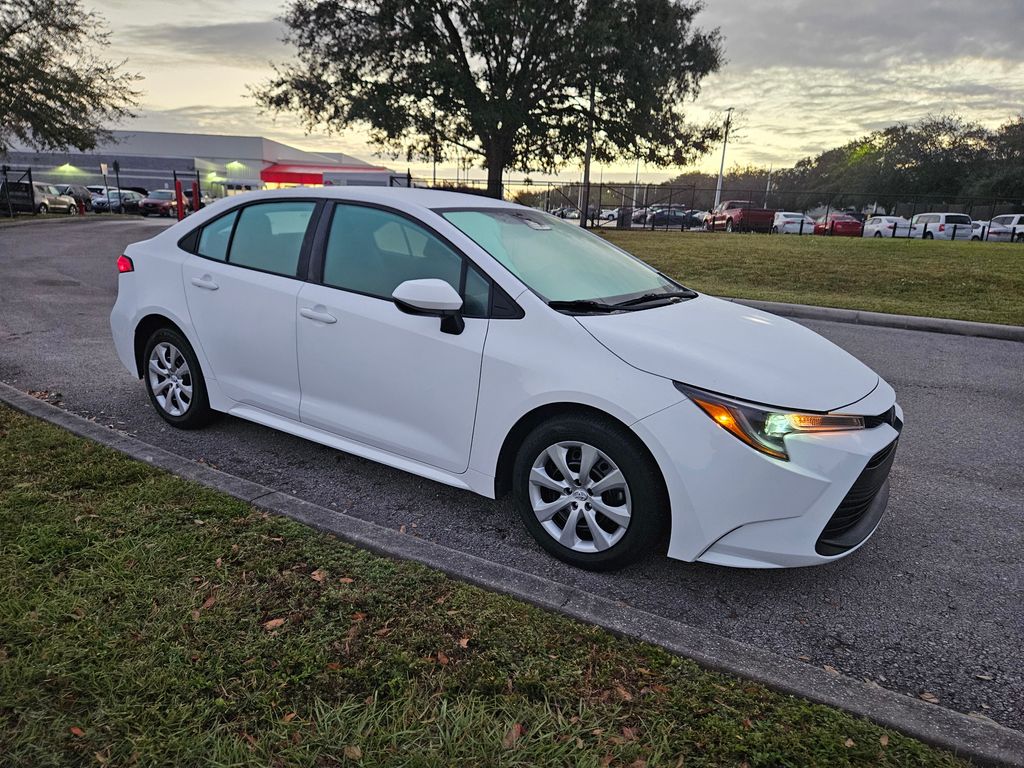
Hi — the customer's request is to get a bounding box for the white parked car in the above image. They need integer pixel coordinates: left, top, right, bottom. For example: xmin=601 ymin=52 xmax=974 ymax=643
xmin=989 ymin=214 xmax=1024 ymax=242
xmin=110 ymin=189 xmax=902 ymax=571
xmin=863 ymin=216 xmax=913 ymax=238
xmin=909 ymin=213 xmax=973 ymax=240
xmin=771 ymin=212 xmax=815 ymax=235
xmin=971 ymin=221 xmax=1013 ymax=243
xmin=601 ymin=208 xmax=618 ymax=220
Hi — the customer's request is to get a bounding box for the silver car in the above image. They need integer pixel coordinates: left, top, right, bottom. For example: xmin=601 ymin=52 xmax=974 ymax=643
xmin=32 ymin=183 xmax=78 ymax=215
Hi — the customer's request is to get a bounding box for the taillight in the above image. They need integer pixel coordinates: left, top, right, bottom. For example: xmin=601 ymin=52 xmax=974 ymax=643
xmin=117 ymin=255 xmax=134 ymax=273
xmin=938 ymin=224 xmax=946 ymax=232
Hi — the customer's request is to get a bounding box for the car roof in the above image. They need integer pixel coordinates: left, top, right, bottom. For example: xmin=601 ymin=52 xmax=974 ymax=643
xmin=218 ymin=186 xmax=518 ymax=211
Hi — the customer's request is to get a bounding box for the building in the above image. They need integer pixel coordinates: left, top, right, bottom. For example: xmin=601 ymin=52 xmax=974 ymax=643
xmin=2 ymin=130 xmax=402 ymax=198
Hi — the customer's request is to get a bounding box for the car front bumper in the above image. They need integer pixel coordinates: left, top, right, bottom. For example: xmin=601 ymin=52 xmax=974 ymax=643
xmin=633 ymin=395 xmax=902 ymax=568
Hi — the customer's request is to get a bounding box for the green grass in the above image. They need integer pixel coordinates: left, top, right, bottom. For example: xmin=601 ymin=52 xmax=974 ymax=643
xmin=0 ymin=406 xmax=968 ymax=767
xmin=600 ymin=231 xmax=1024 ymax=326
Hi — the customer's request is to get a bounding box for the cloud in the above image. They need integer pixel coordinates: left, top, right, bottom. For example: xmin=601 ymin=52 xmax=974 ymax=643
xmin=117 ymin=20 xmax=289 ymax=69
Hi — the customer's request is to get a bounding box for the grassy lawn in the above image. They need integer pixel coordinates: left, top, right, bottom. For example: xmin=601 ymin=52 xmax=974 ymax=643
xmin=601 ymin=231 xmax=1024 ymax=326
xmin=0 ymin=406 xmax=967 ymax=768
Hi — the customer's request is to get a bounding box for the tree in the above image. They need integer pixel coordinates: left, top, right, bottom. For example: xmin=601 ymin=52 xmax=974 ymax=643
xmin=256 ymin=0 xmax=723 ymax=197
xmin=0 ymin=0 xmax=139 ymax=155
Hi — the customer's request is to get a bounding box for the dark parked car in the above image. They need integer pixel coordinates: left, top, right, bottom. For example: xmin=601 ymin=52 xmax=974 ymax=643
xmin=56 ymin=184 xmax=94 ymax=212
xmin=93 ymin=189 xmax=144 ymax=214
xmin=140 ymin=189 xmax=181 ymax=217
xmin=0 ymin=181 xmax=36 ymax=215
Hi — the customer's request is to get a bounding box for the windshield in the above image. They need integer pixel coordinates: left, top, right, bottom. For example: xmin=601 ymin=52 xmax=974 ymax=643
xmin=440 ymin=208 xmax=681 ymax=304
xmin=150 ymin=190 xmax=174 ymax=199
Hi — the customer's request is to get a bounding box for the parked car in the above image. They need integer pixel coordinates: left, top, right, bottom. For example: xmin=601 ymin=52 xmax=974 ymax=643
xmin=771 ymin=212 xmax=815 ymax=235
xmin=863 ymin=216 xmax=913 ymax=238
xmin=989 ymin=214 xmax=1024 ymax=242
xmin=111 ymin=188 xmax=902 ymax=571
xmin=970 ymin=221 xmax=1013 ymax=242
xmin=94 ymin=189 xmax=144 ymax=214
xmin=32 ymin=183 xmax=78 ymax=215
xmin=909 ymin=213 xmax=973 ymax=240
xmin=601 ymin=208 xmax=618 ymax=221
xmin=140 ymin=189 xmax=181 ymax=217
xmin=183 ymin=189 xmax=215 ymax=212
xmin=0 ymin=181 xmax=36 ymax=214
xmin=706 ymin=200 xmax=775 ymax=233
xmin=814 ymin=213 xmax=864 ymax=237
xmin=840 ymin=208 xmax=868 ymax=223
xmin=56 ymin=184 xmax=94 ymax=212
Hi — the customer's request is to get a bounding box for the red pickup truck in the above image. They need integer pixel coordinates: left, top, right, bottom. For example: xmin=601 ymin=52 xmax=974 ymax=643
xmin=706 ymin=200 xmax=776 ymax=233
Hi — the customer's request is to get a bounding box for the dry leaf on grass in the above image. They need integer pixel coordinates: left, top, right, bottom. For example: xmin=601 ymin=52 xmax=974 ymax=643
xmin=310 ymin=569 xmax=327 ymax=583
xmin=263 ymin=618 xmax=285 ymax=631
xmin=614 ymin=684 xmax=633 ymax=702
xmin=339 ymin=577 xmax=355 ymax=584
xmin=437 ymin=650 xmax=450 ymax=666
xmin=502 ymin=723 xmax=525 ymax=749
xmin=919 ymin=691 xmax=940 ymax=704
xmin=282 ymin=712 xmax=296 ymax=723
xmin=69 ymin=726 xmax=85 ymax=737
xmin=343 ymin=744 xmax=362 ymax=760
xmin=201 ymin=594 xmax=217 ymax=610
xmin=844 ymin=737 xmax=855 ymax=748
xmin=880 ymin=734 xmax=890 ymax=747
xmin=458 ymin=637 xmax=470 ymax=649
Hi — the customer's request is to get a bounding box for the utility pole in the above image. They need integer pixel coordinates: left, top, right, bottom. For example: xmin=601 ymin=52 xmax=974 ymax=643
xmin=579 ymin=78 xmax=597 ymax=228
xmin=713 ymin=108 xmax=734 ymax=210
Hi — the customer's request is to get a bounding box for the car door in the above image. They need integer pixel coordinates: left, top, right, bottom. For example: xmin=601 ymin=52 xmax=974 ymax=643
xmin=296 ymin=202 xmax=491 ymax=474
xmin=182 ymin=199 xmax=319 ymax=420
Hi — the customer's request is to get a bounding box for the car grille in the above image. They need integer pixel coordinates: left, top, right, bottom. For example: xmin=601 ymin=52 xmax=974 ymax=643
xmin=864 ymin=406 xmax=903 ymax=431
xmin=815 ymin=437 xmax=899 ymax=556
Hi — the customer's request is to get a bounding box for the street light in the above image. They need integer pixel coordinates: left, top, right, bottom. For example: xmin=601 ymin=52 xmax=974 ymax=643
xmin=713 ymin=108 xmax=734 ymax=211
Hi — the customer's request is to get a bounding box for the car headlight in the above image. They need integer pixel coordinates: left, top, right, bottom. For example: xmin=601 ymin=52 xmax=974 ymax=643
xmin=675 ymin=383 xmax=865 ymax=460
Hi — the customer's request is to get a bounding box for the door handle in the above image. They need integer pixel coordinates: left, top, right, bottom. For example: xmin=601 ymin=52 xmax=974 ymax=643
xmin=299 ymin=306 xmax=338 ymax=324
xmin=191 ymin=276 xmax=219 ymax=291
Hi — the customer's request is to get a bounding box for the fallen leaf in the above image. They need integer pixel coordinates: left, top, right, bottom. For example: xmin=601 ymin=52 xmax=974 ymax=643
xmin=614 ymin=685 xmax=633 ymax=702
xmin=599 ymin=756 xmax=614 ymax=768
xmin=576 ymin=737 xmax=585 ymax=749
xmin=823 ymin=665 xmax=840 ymax=676
xmin=69 ymin=726 xmax=85 ymax=737
xmin=326 ymin=662 xmax=341 ymax=671
xmin=437 ymin=650 xmax=450 ymax=666
xmin=844 ymin=738 xmax=855 ymax=748
xmin=880 ymin=734 xmax=890 ymax=747
xmin=502 ymin=723 xmax=525 ymax=749
xmin=190 ymin=609 xmax=201 ymax=622
xmin=94 ymin=751 xmax=109 ymax=764
xmin=352 ymin=612 xmax=367 ymax=622
xmin=919 ymin=691 xmax=940 ymax=704
xmin=263 ymin=618 xmax=285 ymax=631
xmin=458 ymin=637 xmax=470 ymax=649
xmin=798 ymin=655 xmax=811 ymax=661
xmin=975 ymin=673 xmax=994 ymax=681
xmin=215 ymin=557 xmax=222 ymax=569
xmin=310 ymin=569 xmax=327 ymax=583
xmin=339 ymin=577 xmax=355 ymax=584
xmin=282 ymin=712 xmax=296 ymax=723
xmin=201 ymin=594 xmax=217 ymax=610
xmin=399 ymin=524 xmax=407 ymax=534
xmin=741 ymin=718 xmax=752 ymax=730
xmin=622 ymin=726 xmax=638 ymax=741
xmin=343 ymin=744 xmax=362 ymax=760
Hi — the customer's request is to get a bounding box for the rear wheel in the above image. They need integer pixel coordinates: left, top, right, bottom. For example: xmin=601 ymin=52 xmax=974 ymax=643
xmin=143 ymin=328 xmax=215 ymax=429
xmin=923 ymin=232 xmax=934 ymax=240
xmin=873 ymin=231 xmax=883 ymax=238
xmin=725 ymin=219 xmax=734 ymax=233
xmin=513 ymin=414 xmax=668 ymax=571
xmin=37 ymin=203 xmax=48 ymax=214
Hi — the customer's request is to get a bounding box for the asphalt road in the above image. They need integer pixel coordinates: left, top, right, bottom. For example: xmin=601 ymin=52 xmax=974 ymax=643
xmin=2 ymin=218 xmax=1022 ymax=731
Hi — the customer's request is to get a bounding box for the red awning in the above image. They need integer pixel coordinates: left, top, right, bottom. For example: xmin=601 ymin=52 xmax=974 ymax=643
xmin=260 ymin=163 xmax=388 ymax=185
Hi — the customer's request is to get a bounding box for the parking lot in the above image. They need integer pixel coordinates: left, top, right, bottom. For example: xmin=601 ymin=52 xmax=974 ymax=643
xmin=1 ymin=218 xmax=1022 ymax=732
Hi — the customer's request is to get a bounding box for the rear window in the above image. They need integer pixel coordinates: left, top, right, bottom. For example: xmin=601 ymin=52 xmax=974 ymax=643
xmin=946 ymin=215 xmax=971 ymax=225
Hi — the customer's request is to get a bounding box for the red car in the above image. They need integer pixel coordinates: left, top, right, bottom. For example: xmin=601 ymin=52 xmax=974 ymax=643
xmin=139 ymin=189 xmax=180 ymax=217
xmin=814 ymin=213 xmax=864 ymax=237
xmin=706 ymin=200 xmax=776 ymax=233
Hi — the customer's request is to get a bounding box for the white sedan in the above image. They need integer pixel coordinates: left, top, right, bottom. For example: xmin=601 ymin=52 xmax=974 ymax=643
xmin=971 ymin=221 xmax=1013 ymax=242
xmin=771 ymin=212 xmax=815 ymax=235
xmin=863 ymin=216 xmax=913 ymax=238
xmin=111 ymin=188 xmax=902 ymax=571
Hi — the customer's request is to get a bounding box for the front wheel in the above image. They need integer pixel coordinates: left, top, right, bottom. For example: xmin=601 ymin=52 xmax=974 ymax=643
xmin=874 ymin=231 xmax=883 ymax=238
xmin=725 ymin=219 xmax=734 ymax=233
xmin=37 ymin=203 xmax=49 ymax=214
xmin=143 ymin=328 xmax=216 ymax=429
xmin=513 ymin=414 xmax=668 ymax=571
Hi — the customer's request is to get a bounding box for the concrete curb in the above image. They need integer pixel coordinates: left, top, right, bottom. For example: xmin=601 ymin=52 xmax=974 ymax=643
xmin=2 ymin=382 xmax=1022 ymax=767
xmin=726 ymin=297 xmax=1024 ymax=342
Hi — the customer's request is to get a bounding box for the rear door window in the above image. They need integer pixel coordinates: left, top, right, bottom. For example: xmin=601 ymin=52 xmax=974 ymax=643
xmin=227 ymin=201 xmax=316 ymax=277
xmin=197 ymin=210 xmax=238 ymax=262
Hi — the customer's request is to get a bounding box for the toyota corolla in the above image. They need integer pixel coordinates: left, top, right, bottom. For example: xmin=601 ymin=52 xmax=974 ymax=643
xmin=111 ymin=188 xmax=902 ymax=571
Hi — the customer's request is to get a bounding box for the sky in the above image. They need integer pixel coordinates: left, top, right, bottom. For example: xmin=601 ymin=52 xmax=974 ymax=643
xmin=98 ymin=0 xmax=1024 ymax=183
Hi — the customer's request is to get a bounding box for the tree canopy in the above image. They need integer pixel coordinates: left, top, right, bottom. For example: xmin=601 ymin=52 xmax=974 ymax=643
xmin=0 ymin=0 xmax=139 ymax=155
xmin=256 ymin=0 xmax=724 ymax=196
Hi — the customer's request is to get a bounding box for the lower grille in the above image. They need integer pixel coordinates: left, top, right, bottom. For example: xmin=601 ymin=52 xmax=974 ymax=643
xmin=815 ymin=439 xmax=898 ymax=556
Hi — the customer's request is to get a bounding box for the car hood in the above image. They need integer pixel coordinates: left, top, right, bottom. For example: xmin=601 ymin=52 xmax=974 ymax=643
xmin=576 ymin=295 xmax=879 ymax=412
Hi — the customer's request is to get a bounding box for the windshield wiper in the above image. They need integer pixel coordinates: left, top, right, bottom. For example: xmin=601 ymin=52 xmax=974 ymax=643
xmin=613 ymin=290 xmax=697 ymax=308
xmin=547 ymin=299 xmax=624 ymax=314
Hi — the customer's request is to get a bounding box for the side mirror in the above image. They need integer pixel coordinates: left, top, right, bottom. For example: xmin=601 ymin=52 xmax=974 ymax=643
xmin=392 ymin=279 xmax=465 ymax=335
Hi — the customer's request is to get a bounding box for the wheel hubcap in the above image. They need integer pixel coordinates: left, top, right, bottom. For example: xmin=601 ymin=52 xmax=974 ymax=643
xmin=148 ymin=342 xmax=193 ymax=416
xmin=528 ymin=442 xmax=631 ymax=553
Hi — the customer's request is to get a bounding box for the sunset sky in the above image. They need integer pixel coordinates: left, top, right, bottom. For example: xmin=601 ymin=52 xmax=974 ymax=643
xmin=100 ymin=0 xmax=1024 ymax=182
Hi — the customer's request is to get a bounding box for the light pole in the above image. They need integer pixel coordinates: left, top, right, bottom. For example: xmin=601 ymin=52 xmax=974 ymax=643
xmin=713 ymin=108 xmax=734 ymax=210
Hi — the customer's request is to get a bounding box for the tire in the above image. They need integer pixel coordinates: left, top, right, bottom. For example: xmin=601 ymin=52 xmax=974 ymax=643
xmin=38 ymin=203 xmax=48 ymax=214
xmin=873 ymin=231 xmax=883 ymax=238
xmin=771 ymin=226 xmax=779 ymax=234
xmin=923 ymin=232 xmax=934 ymax=240
xmin=725 ymin=219 xmax=734 ymax=233
xmin=142 ymin=327 xmax=216 ymax=429
xmin=512 ymin=413 xmax=668 ymax=571
xmin=67 ymin=205 xmax=77 ymax=216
